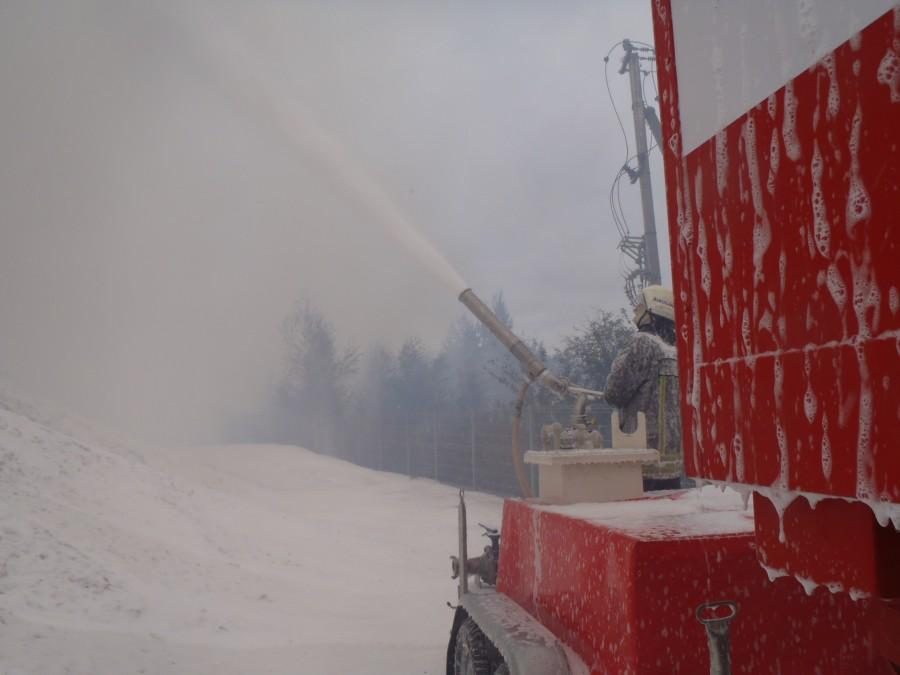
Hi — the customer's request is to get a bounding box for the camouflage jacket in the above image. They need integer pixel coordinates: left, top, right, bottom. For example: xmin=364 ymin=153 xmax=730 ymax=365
xmin=605 ymin=331 xmax=682 ymax=458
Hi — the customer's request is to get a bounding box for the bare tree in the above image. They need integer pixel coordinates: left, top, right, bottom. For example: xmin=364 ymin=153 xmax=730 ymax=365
xmin=278 ymin=302 xmax=358 ymax=454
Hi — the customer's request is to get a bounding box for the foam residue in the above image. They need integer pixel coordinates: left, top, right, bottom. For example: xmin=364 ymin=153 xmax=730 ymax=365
xmin=531 ymin=508 xmax=543 ymax=607
xmin=722 ymin=229 xmax=734 ymax=277
xmin=695 ymin=168 xmax=712 ymax=298
xmin=846 ymin=103 xmax=872 ymax=238
xmin=760 ymin=563 xmax=789 ymax=582
xmin=676 ymin=170 xmax=693 ymax=244
xmin=741 ymin=308 xmax=752 ymax=354
xmin=849 ymin=588 xmax=871 ymax=601
xmin=743 ymin=117 xmax=772 ymax=285
xmin=877 ymin=45 xmax=900 ymax=102
xmin=877 ymin=9 xmax=900 ymax=100
xmin=810 ymin=141 xmax=830 ymax=258
xmin=890 ymin=287 xmax=899 ymax=315
xmin=756 ymin=486 xmax=794 ymax=543
xmin=733 ymin=433 xmax=745 ymax=482
xmin=850 ymin=32 xmax=863 ymax=52
xmin=782 ymin=81 xmax=802 ymax=161
xmin=715 ymin=129 xmax=729 ymax=196
xmin=795 ymin=575 xmax=819 ymax=596
xmin=822 ymin=54 xmax=840 ymax=119
xmin=803 ymin=352 xmax=818 ymax=424
xmin=759 ymin=309 xmax=773 ymax=335
xmin=773 ymin=356 xmax=784 ymax=409
xmin=850 ymin=253 xmax=878 ymax=501
xmin=767 ymin=93 xmax=777 ymax=120
xmin=766 ymin=128 xmax=780 ymax=196
xmin=821 ymin=412 xmax=832 ymax=480
xmin=825 ymin=264 xmax=848 ymax=312
xmin=778 ymin=250 xmax=787 ymax=293
xmin=775 ymin=422 xmax=789 ymax=490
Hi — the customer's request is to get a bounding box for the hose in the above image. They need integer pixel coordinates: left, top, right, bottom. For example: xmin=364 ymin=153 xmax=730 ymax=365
xmin=512 ymin=379 xmax=534 ymax=499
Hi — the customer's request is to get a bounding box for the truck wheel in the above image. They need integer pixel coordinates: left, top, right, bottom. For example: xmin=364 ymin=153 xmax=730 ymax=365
xmin=453 ymin=617 xmax=494 ymax=675
xmin=493 ymin=665 xmax=510 ymax=675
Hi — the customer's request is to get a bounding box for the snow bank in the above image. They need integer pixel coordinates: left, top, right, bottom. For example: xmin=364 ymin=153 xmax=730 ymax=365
xmin=0 ymin=394 xmax=501 ymax=674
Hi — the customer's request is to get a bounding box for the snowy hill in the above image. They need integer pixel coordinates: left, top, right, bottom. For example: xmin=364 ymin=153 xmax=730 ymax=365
xmin=0 ymin=394 xmax=501 ymax=674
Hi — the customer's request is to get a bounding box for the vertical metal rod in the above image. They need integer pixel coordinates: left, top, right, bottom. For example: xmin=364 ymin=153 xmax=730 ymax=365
xmin=406 ymin=413 xmax=411 ymax=476
xmin=470 ymin=410 xmax=476 ymax=489
xmin=621 ymin=39 xmax=662 ymax=286
xmin=458 ymin=490 xmax=468 ymax=597
xmin=696 ymin=601 xmax=739 ymax=675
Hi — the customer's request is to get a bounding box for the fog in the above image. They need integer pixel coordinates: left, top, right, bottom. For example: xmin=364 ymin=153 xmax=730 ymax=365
xmin=0 ymin=0 xmax=668 ymax=443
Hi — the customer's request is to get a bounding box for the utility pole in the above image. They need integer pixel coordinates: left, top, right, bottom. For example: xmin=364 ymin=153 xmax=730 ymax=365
xmin=620 ymin=39 xmax=662 ymax=287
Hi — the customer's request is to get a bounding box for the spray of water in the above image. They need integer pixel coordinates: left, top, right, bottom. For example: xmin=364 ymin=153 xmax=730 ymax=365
xmin=183 ymin=7 xmax=468 ymax=295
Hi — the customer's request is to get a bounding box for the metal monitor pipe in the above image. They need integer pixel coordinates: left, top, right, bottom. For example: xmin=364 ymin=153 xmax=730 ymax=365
xmin=458 ymin=288 xmax=603 ymax=400
xmin=459 ymin=288 xmax=603 ymax=498
xmin=458 ymin=289 xmax=568 ymax=396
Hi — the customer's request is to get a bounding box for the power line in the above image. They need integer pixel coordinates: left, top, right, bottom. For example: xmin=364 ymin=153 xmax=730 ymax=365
xmin=603 ymin=39 xmax=662 ymax=306
xmin=603 ymin=41 xmax=630 ymax=168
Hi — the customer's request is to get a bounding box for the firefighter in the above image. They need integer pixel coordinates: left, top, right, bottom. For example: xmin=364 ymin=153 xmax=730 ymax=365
xmin=605 ymin=285 xmax=684 ymax=490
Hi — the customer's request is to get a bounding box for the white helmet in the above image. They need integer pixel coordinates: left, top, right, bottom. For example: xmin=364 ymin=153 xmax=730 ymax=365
xmin=633 ymin=285 xmax=675 ymax=328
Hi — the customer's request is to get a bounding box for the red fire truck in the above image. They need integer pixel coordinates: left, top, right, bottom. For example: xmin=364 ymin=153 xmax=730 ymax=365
xmin=446 ymin=2 xmax=900 ymax=673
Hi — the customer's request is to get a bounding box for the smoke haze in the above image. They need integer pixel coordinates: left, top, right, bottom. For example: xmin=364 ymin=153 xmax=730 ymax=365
xmin=0 ymin=0 xmax=668 ymax=442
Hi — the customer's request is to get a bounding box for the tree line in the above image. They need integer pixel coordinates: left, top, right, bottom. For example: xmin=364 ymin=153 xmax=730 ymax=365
xmin=239 ymin=293 xmax=634 ymax=496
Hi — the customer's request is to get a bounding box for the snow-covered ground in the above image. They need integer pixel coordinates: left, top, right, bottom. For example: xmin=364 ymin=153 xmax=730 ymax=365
xmin=0 ymin=392 xmax=502 ymax=674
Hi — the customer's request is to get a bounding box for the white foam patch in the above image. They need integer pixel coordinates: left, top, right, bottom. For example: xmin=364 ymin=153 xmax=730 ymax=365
xmin=876 ymin=37 xmax=900 ymax=102
xmin=810 ymin=141 xmax=830 ymax=258
xmin=715 ymin=129 xmax=729 ymax=196
xmin=846 ymin=103 xmax=872 ymax=237
xmin=782 ymin=81 xmax=802 ymax=162
xmin=743 ymin=117 xmax=772 ymax=285
xmin=822 ymin=53 xmax=841 ymax=119
xmin=821 ymin=412 xmax=832 ymax=480
xmin=826 ymin=264 xmax=848 ymax=312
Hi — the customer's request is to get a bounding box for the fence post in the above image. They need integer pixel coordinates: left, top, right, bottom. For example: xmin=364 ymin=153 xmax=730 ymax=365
xmin=470 ymin=409 xmax=477 ymax=488
xmin=406 ymin=412 xmax=411 ymax=476
xmin=433 ymin=413 xmax=439 ymax=481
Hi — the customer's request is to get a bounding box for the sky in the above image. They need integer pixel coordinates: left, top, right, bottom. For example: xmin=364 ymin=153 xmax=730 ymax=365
xmin=0 ymin=0 xmax=671 ymax=442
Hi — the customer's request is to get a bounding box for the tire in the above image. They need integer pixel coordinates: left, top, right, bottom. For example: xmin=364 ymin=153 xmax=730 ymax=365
xmin=493 ymin=665 xmax=510 ymax=675
xmin=453 ymin=617 xmax=496 ymax=675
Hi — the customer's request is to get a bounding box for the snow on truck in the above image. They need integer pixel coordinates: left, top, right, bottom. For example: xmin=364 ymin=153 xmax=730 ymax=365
xmin=444 ymin=1 xmax=900 ymax=674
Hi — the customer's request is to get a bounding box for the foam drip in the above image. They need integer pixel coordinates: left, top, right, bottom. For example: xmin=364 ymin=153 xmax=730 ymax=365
xmin=695 ymin=168 xmax=712 ymax=298
xmin=733 ymin=434 xmax=745 ymax=482
xmin=877 ymin=46 xmax=900 ymax=102
xmin=741 ymin=308 xmax=752 ymax=354
xmin=821 ymin=412 xmax=832 ymax=480
xmin=715 ymin=129 xmax=729 ymax=196
xmin=810 ymin=141 xmax=830 ymax=258
xmin=766 ymin=128 xmax=780 ymax=196
xmin=743 ymin=117 xmax=772 ymax=286
xmin=782 ymin=81 xmax=802 ymax=161
xmin=822 ymin=54 xmax=840 ymax=119
xmin=846 ymin=103 xmax=872 ymax=237
xmin=876 ymin=10 xmax=900 ymax=102
xmin=825 ymin=264 xmax=847 ymax=312
xmin=803 ymin=351 xmax=818 ymax=424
